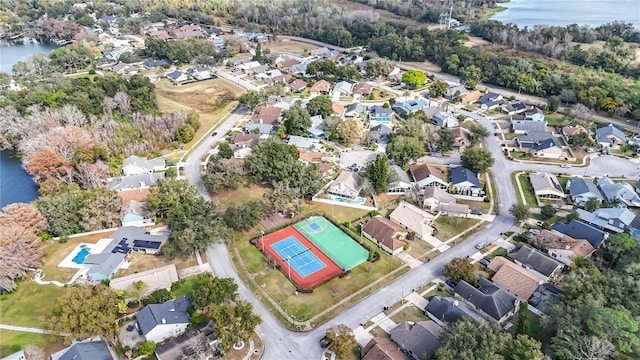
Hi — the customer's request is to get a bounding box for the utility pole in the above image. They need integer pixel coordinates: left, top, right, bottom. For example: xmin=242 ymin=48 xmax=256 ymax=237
xmin=261 ymin=230 xmax=265 ymax=253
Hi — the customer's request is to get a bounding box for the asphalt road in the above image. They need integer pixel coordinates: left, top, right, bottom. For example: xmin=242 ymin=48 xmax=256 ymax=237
xmin=183 ymin=67 xmax=640 ymax=360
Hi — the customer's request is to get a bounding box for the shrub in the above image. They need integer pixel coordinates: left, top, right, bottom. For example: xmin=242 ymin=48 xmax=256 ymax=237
xmin=138 ymin=341 xmax=156 ymax=356
xmin=88 ymin=69 xmax=96 ymax=75
xmin=143 ymin=289 xmax=172 ymax=304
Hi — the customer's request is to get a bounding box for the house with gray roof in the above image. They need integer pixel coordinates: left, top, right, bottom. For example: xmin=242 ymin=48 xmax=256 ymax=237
xmin=137 ymin=297 xmax=192 ymax=343
xmin=516 ymin=132 xmax=563 ymax=158
xmin=424 ymin=296 xmax=483 ymax=325
xmin=308 ymin=115 xmax=325 ymax=138
xmin=155 ymin=321 xmax=221 ymax=360
xmin=344 ymin=103 xmax=367 ymax=119
xmin=512 ymin=121 xmax=547 ymax=134
xmin=367 ymin=124 xmax=392 ymax=145
xmin=244 ymin=123 xmax=275 ymax=138
xmin=596 ymin=177 xmax=640 ymax=207
xmin=85 ymin=227 xmax=169 ymax=280
xmin=595 ymin=123 xmax=627 ymax=149
xmin=110 ymin=173 xmax=165 ymax=191
xmin=327 ymin=171 xmax=363 ymax=200
xmin=287 ymin=135 xmax=321 ymax=150
xmin=454 ymin=278 xmax=520 ymax=324
xmin=577 ymin=207 xmax=640 ymax=235
xmin=370 ymin=105 xmax=394 ymax=124
xmin=431 ymin=111 xmax=459 ymax=128
xmin=389 ymin=321 xmax=441 ymax=360
xmin=479 ymin=92 xmax=504 ymax=110
xmin=387 ymin=164 xmax=412 ymax=194
xmin=508 ymin=243 xmax=564 ymax=281
xmin=450 ymin=166 xmax=481 ymax=196
xmin=444 ymin=85 xmax=468 ymax=100
xmin=166 ymin=70 xmax=189 ymax=84
xmin=121 ymin=156 xmax=166 ymax=176
xmin=332 ymin=81 xmax=353 ymax=97
xmin=530 ymin=172 xmax=565 ymax=200
xmin=552 ymin=219 xmax=609 ymax=248
xmin=54 ymin=338 xmax=116 ymax=360
xmin=567 ymin=176 xmax=603 ymax=207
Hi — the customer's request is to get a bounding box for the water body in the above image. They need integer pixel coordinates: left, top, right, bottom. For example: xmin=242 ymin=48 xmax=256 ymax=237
xmin=491 ymin=0 xmax=640 ymax=28
xmin=0 ymin=42 xmax=56 ymax=208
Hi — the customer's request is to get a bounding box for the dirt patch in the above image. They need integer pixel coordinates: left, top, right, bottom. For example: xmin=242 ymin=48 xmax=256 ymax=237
xmin=464 ymin=36 xmax=491 ymax=48
xmin=266 ymin=40 xmax=316 ymax=56
xmin=330 ymin=0 xmax=433 ymax=29
xmin=156 ymin=83 xmax=233 ymax=113
xmin=399 ymin=61 xmax=442 ymax=73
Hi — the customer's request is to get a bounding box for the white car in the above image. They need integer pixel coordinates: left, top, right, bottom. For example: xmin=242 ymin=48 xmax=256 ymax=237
xmin=475 ymin=242 xmax=488 ymax=250
xmin=560 ymin=163 xmax=572 ymax=168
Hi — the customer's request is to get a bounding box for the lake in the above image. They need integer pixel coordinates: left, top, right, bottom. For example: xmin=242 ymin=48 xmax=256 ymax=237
xmin=491 ymin=0 xmax=640 ymax=28
xmin=0 ymin=41 xmax=56 ymax=208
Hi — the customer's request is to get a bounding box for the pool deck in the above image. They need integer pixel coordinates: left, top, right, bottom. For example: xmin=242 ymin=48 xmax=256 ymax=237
xmin=57 ymin=238 xmax=112 ymax=269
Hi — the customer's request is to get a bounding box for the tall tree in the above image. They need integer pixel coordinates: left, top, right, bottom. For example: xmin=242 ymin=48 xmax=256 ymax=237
xmin=442 ymin=257 xmax=477 ymax=285
xmin=510 ymin=203 xmax=530 ymax=222
xmin=47 ymin=285 xmax=124 ymax=344
xmin=460 ymin=147 xmax=495 ymax=173
xmin=436 ymin=319 xmax=511 ymax=360
xmin=386 ymin=135 xmax=425 ymax=166
xmin=583 ymin=197 xmax=601 ymax=212
xmin=306 ymin=95 xmax=333 ymax=119
xmin=245 ymin=140 xmax=301 ymax=183
xmin=436 ymin=127 xmax=455 ymax=154
xmin=429 ymin=79 xmax=449 ymax=98
xmin=402 ymin=70 xmax=426 ymax=89
xmin=146 ymin=180 xmax=199 ymax=219
xmin=365 ymin=58 xmax=393 ymax=79
xmin=0 ymin=224 xmax=45 ymax=291
xmin=127 ymin=281 xmax=149 ymax=307
xmin=192 ymin=274 xmax=238 ymax=310
xmin=224 ymin=200 xmax=265 ymax=231
xmin=509 ymin=334 xmax=545 ymax=360
xmin=604 ymin=232 xmax=636 ymax=267
xmin=0 ymin=203 xmax=47 ymax=234
xmin=26 ymin=149 xmax=74 ymax=184
xmin=326 ymin=324 xmax=356 ymax=359
xmin=366 ymin=154 xmax=390 ymax=194
xmin=332 ymin=119 xmax=360 ymax=147
xmin=79 ymin=188 xmax=122 ymax=231
xmin=209 ymin=301 xmax=262 ymax=353
xmin=283 ymin=103 xmax=311 ymax=136
xmin=36 ymin=191 xmax=84 ymax=236
xmin=203 ymin=157 xmax=246 ymax=193
xmin=587 ymin=307 xmax=640 ymax=354
xmin=165 ymin=197 xmax=228 ymax=259
xmin=468 ymin=124 xmax=490 ymax=143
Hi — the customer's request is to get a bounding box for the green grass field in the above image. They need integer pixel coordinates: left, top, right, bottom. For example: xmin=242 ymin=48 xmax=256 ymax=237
xmin=390 ymin=305 xmax=430 ymax=323
xmin=0 ymin=330 xmax=65 ymax=357
xmin=0 ymin=282 xmax=67 ymax=327
xmin=434 ymin=217 xmax=482 ymax=241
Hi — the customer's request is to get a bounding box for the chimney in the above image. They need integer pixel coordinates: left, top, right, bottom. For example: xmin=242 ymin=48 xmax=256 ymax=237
xmin=161 ymin=317 xmax=166 ymax=324
xmin=565 ymin=244 xmax=571 ymax=250
xmin=453 ymin=300 xmax=459 ymax=306
xmin=259 ymin=118 xmax=263 ymax=124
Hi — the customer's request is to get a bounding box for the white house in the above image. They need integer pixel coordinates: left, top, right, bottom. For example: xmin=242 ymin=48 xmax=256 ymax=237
xmin=137 ymin=297 xmax=192 ymax=343
xmin=186 ymin=66 xmax=212 ymax=81
xmin=409 ymin=163 xmax=449 ymax=189
xmin=327 ymin=171 xmax=363 ymax=200
xmin=166 ymin=71 xmax=190 ymax=84
xmin=332 ymin=81 xmax=353 ymax=97
xmin=121 ymin=156 xmax=165 ymax=176
xmin=389 ymin=201 xmax=435 ymax=241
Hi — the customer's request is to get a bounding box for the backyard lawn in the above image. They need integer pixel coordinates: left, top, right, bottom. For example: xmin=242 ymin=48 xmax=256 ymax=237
xmin=264 ymin=41 xmax=315 ymax=56
xmin=0 ymin=282 xmax=67 ymax=327
xmin=434 ymin=217 xmax=482 ymax=241
xmin=0 ymin=330 xmax=65 ymax=358
xmin=390 ymin=305 xmax=430 ymax=323
xmin=171 ymin=275 xmax=202 ymax=299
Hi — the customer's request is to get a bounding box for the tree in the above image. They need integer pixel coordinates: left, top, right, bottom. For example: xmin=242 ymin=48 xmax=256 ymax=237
xmin=468 ymin=124 xmax=490 ymax=143
xmin=570 ymin=132 xmax=593 ymax=147
xmin=575 ymin=336 xmax=616 ymax=360
xmin=509 ymin=334 xmax=545 ymax=360
xmin=143 ymin=289 xmax=172 ymax=305
xmin=26 ymin=149 xmax=74 ymax=184
xmin=436 ymin=127 xmax=455 ymax=154
xmin=605 ymin=232 xmax=636 ymax=267
xmin=36 ymin=191 xmax=84 ymax=236
xmin=365 ymin=58 xmax=393 ymax=79
xmin=209 ymin=301 xmax=262 ymax=353
xmin=23 ymin=345 xmax=46 ymax=360
xmin=147 ymin=180 xmax=199 ymax=219
xmin=587 ymin=307 xmax=640 ymax=354
xmin=510 ymin=203 xmax=530 ymax=222
xmin=460 ymin=65 xmax=481 ymax=89
xmin=165 ymin=197 xmax=228 ymax=259
xmin=460 ymin=147 xmax=495 ymax=173
xmin=176 ymin=124 xmax=195 ymax=143
xmin=224 ymin=201 xmax=265 ymax=231
xmin=138 ymin=341 xmax=156 ymax=356
xmin=366 ymin=155 xmax=390 ymax=194
xmin=203 ymin=157 xmax=245 ymax=193
xmin=127 ymin=281 xmax=149 ymax=307
xmin=245 ymin=140 xmax=302 ymax=183
xmin=548 ymin=95 xmax=561 ymax=112
xmin=436 ymin=319 xmax=511 ymax=360
xmin=238 ymin=91 xmax=263 ymax=111
xmin=332 ymin=119 xmax=360 ymax=147
xmin=583 ymin=197 xmax=601 ymax=212
xmin=0 ymin=224 xmax=45 ymax=291
xmin=540 ymin=204 xmax=557 ymax=220
xmin=283 ymin=103 xmax=311 ymax=136
xmin=0 ymin=203 xmax=47 ymax=234
xmin=75 ymin=161 xmax=108 ymax=189
xmin=402 ymin=70 xmax=426 ymax=89
xmin=192 ymin=273 xmax=238 ymax=310
xmin=47 ymin=285 xmax=123 ymax=344
xmin=428 ymin=79 xmax=449 ymax=98
xmin=217 ymin=142 xmax=233 ymax=159
xmin=79 ymin=188 xmax=123 ymax=231
xmin=306 ymin=95 xmax=333 ymax=119
xmin=442 ymin=257 xmax=477 ymax=285
xmin=325 ymin=324 xmax=356 ymax=359
xmin=386 ymin=136 xmax=425 ymax=166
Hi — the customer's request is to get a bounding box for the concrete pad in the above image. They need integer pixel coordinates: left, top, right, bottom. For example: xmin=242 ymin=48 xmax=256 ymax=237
xmin=422 ymin=235 xmax=443 ymax=248
xmin=405 ymin=293 xmax=428 ymax=309
xmin=436 ymin=244 xmax=451 ymax=252
xmin=494 ymin=239 xmax=516 ymax=251
xmin=352 ymin=326 xmax=373 ymax=347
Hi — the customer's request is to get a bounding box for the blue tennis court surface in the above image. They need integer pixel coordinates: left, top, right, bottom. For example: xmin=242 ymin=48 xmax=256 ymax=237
xmin=309 ymin=222 xmax=321 ymax=231
xmin=270 ymin=236 xmax=326 ymax=277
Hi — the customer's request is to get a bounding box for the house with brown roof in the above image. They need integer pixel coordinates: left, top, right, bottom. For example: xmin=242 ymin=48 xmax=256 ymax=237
xmin=332 ymin=102 xmax=345 ymax=116
xmin=276 ymin=58 xmax=300 ymax=71
xmin=488 ymin=257 xmax=541 ymax=300
xmin=353 ymin=82 xmax=372 ymax=97
xmin=251 ymin=105 xmax=282 ymax=125
xmin=361 ymin=337 xmax=410 ymax=360
xmin=409 ymin=163 xmax=449 ymax=189
xmin=309 ymin=80 xmax=331 ymax=95
xmin=452 ymin=127 xmax=471 ymax=149
xmin=561 ymin=125 xmax=591 ymax=144
xmin=363 ymin=216 xmax=407 ymax=255
xmin=461 ymin=90 xmax=482 ymax=105
xmin=269 ymin=73 xmax=292 ymax=85
xmin=298 ymin=149 xmax=323 ymax=164
xmin=389 ymin=201 xmax=435 ymax=241
xmin=288 ymin=79 xmax=307 ymax=92
xmin=230 ymin=133 xmax=258 ymax=158
xmin=535 ymin=229 xmax=595 ymax=266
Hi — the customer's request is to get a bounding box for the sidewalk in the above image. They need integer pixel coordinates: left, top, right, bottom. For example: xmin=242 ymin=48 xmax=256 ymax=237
xmin=0 ymin=324 xmax=70 ymax=336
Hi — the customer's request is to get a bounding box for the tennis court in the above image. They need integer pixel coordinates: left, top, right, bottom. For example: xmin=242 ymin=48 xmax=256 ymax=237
xmin=270 ymin=236 xmax=326 ymax=277
xmin=294 ymin=216 xmax=369 ymax=271
xmin=259 ymin=226 xmax=343 ymax=288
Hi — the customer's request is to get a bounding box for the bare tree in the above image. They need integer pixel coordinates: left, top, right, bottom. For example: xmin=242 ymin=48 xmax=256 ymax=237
xmin=0 ymin=224 xmax=44 ymax=291
xmin=47 ymin=126 xmax=96 ymax=162
xmin=75 ymin=160 xmax=108 ymax=189
xmin=23 ymin=345 xmax=46 ymax=360
xmin=0 ymin=203 xmax=47 ymax=233
xmin=574 ymin=336 xmax=615 ymax=360
xmin=113 ymin=91 xmax=132 ymax=116
xmin=59 ymin=104 xmax=88 ymax=128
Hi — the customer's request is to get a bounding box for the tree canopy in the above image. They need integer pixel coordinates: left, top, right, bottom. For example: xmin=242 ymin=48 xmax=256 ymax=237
xmin=192 ymin=273 xmax=238 ymax=310
xmin=460 ymin=147 xmax=495 ymax=174
xmin=386 ymin=135 xmax=425 ymax=166
xmin=402 ymin=70 xmax=427 ymax=89
xmin=442 ymin=257 xmax=477 ymax=285
xmin=366 ymin=154 xmax=390 ymax=194
xmin=283 ymin=103 xmax=311 ymax=136
xmin=306 ymin=95 xmax=334 ymax=119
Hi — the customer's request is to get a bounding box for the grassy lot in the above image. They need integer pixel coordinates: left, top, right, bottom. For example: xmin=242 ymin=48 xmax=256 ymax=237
xmin=171 ymin=275 xmax=202 ymax=299
xmin=0 ymin=330 xmax=65 ymax=358
xmin=424 ymin=286 xmax=453 ymax=300
xmin=214 ymin=184 xmax=272 ymax=210
xmin=264 ymin=41 xmax=315 ymax=56
xmin=503 ymin=132 xmax=519 ymax=140
xmin=369 ymin=326 xmax=389 ymax=339
xmin=406 ymin=239 xmax=432 ymax=258
xmin=488 ymin=247 xmax=507 ymax=258
xmin=252 ymin=236 xmax=403 ymax=322
xmin=0 ymin=282 xmax=67 ymax=327
xmin=116 ymin=252 xmax=200 ymax=277
xmin=390 ymin=305 xmax=430 ymax=323
xmin=434 ymin=217 xmax=481 ymax=241
xmin=155 ymin=78 xmax=245 ymax=155
xmin=545 ymin=113 xmax=568 ymax=126
xmin=518 ymin=173 xmax=539 ymax=207
xmin=40 ymin=231 xmax=115 ymax=283
xmin=456 ymin=198 xmax=491 ymax=213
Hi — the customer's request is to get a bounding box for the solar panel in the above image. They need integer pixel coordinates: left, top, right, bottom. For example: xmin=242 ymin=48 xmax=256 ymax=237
xmin=133 ymin=240 xmax=162 ymax=250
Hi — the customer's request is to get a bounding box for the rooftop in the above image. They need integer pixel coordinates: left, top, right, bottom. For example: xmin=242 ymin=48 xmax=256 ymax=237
xmin=509 ymin=243 xmax=564 ymax=277
xmin=488 ymin=257 xmax=540 ymax=300
xmin=137 ymin=297 xmax=192 ymax=335
xmin=454 ymin=278 xmax=518 ymax=322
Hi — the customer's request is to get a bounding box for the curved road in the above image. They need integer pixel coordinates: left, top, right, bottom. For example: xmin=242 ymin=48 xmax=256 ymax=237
xmin=184 ymin=75 xmax=640 ymax=360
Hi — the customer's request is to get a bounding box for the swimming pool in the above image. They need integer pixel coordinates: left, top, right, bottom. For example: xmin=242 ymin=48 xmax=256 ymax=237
xmin=332 ymin=196 xmax=366 ymax=205
xmin=72 ymin=245 xmax=90 ymax=265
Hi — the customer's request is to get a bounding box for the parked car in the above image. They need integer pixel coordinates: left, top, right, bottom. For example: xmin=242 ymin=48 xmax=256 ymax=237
xmin=585 ymin=147 xmax=594 ymax=153
xmin=535 ymin=220 xmax=544 ymax=227
xmin=444 ymin=279 xmax=457 ymax=288
xmin=475 ymin=242 xmax=488 ymax=250
xmin=479 ymin=257 xmax=491 ymax=266
xmin=528 ymin=228 xmax=541 ymax=235
xmin=470 ymin=209 xmax=483 ymax=215
xmin=320 ymin=335 xmax=331 ymax=349
xmin=560 ymin=163 xmax=572 ymax=168
xmin=126 ymin=324 xmax=135 ymax=332
xmin=211 ymin=131 xmax=218 ymax=137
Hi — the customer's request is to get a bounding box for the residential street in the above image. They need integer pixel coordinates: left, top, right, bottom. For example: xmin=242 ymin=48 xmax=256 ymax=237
xmin=183 ymin=67 xmax=640 ymax=360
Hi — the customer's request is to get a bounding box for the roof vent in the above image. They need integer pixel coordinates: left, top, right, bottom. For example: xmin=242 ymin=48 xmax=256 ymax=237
xmin=161 ymin=317 xmax=166 ymax=324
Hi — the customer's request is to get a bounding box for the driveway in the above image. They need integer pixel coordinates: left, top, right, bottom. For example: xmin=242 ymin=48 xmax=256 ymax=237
xmin=119 ymin=320 xmax=144 ymax=348
xmin=338 ymin=150 xmax=378 ymax=169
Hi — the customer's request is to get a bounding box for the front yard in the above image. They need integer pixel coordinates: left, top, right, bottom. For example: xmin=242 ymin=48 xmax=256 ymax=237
xmin=0 ymin=282 xmax=67 ymax=327
xmin=433 ymin=217 xmax=482 ymax=241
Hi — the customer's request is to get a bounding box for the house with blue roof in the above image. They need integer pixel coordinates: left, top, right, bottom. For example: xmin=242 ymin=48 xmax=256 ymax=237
xmin=450 ymin=166 xmax=481 ymax=196
xmin=186 ymin=66 xmax=213 ymax=81
xmin=54 ymin=338 xmax=117 ymax=360
xmin=596 ymin=177 xmax=640 ymax=207
xmin=143 ymin=59 xmax=171 ymax=69
xmin=479 ymin=92 xmax=504 ymax=110
xmin=308 ymin=115 xmax=325 ymax=138
xmin=370 ymin=105 xmax=393 ymax=124
xmin=137 ymin=297 xmax=192 ymax=343
xmin=577 ymin=207 xmax=640 ymax=235
xmin=516 ymin=132 xmax=563 ymax=158
xmin=392 ymin=100 xmax=429 ymax=116
xmin=595 ymin=123 xmax=627 ymax=149
xmin=509 ymin=107 xmax=545 ymax=124
xmin=567 ymin=176 xmax=603 ymax=207
xmin=552 ymin=220 xmax=609 ymax=248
